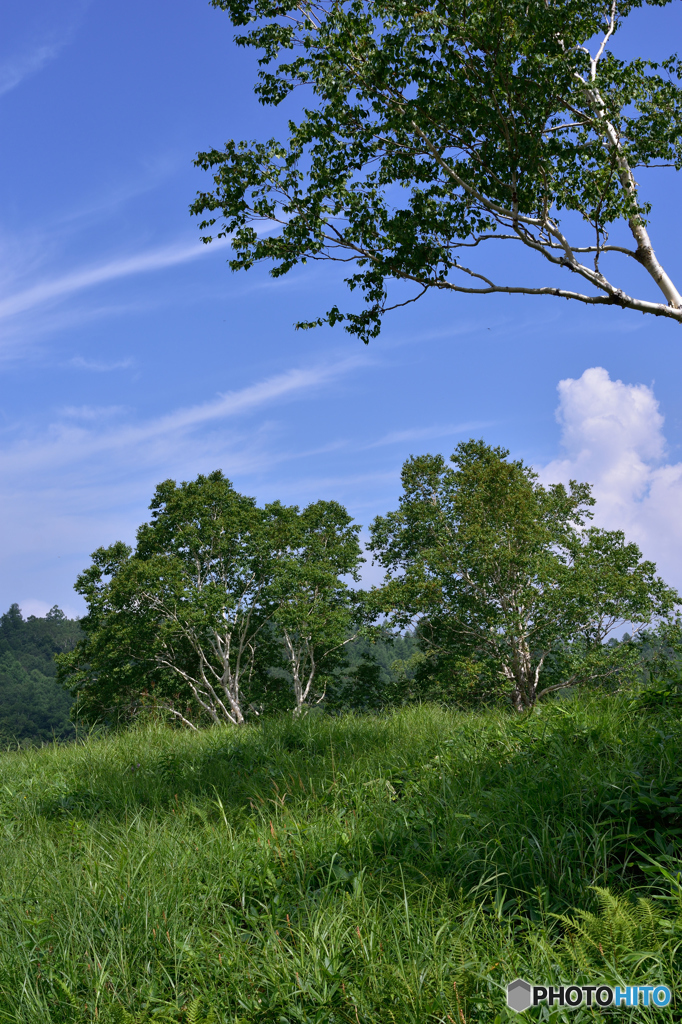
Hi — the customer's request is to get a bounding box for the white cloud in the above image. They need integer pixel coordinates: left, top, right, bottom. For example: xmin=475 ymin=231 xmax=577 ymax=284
xmin=366 ymin=421 xmax=493 ymax=449
xmin=0 ymin=41 xmax=62 ymax=98
xmin=59 ymin=405 xmax=127 ymax=420
xmin=0 ymin=355 xmax=367 ymax=479
xmin=0 ymin=238 xmax=229 ymax=323
xmin=0 ymin=352 xmax=370 ymax=613
xmin=17 ymin=598 xmax=81 ymax=620
xmin=0 ymin=0 xmax=90 ymax=99
xmin=69 ymin=356 xmax=134 ymax=372
xmin=540 ymin=366 xmax=682 ymax=589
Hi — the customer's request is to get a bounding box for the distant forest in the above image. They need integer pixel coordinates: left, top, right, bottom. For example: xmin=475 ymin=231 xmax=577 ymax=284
xmin=0 ymin=605 xmax=82 ymax=746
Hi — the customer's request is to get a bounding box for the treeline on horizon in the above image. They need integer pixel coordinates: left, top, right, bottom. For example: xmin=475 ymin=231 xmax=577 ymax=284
xmin=5 ymin=438 xmax=682 ymax=745
xmin=0 ymin=604 xmax=82 ymax=746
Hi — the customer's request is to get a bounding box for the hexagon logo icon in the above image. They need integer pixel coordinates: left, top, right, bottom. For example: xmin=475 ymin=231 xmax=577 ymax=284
xmin=507 ymin=978 xmax=532 ymax=1013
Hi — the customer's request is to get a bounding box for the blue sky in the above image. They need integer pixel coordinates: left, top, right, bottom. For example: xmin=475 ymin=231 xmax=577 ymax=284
xmin=2 ymin=0 xmax=682 ymax=617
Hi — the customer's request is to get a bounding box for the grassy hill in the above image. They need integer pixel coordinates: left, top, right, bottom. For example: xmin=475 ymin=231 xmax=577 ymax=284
xmin=0 ymin=694 xmax=680 ymax=1023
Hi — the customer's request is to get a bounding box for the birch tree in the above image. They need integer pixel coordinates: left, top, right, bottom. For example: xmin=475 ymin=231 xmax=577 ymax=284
xmin=369 ymin=440 xmax=678 ymax=709
xmin=58 ymin=474 xmax=367 ymax=725
xmin=271 ymin=499 xmax=364 ymax=714
xmin=191 ymin=0 xmax=682 ymax=342
xmin=58 ymin=472 xmax=287 ymax=727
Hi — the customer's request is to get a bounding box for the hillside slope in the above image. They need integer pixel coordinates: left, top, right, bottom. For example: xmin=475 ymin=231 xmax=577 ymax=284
xmin=0 ymin=695 xmax=680 ymax=1022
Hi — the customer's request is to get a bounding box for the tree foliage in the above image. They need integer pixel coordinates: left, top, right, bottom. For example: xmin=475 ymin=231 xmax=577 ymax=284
xmin=369 ymin=440 xmax=679 ymax=708
xmin=270 ymin=498 xmax=366 ymax=714
xmin=57 ymin=472 xmax=364 ymax=725
xmin=55 ymin=453 xmax=681 ymax=726
xmin=192 ymin=0 xmax=682 ymax=341
xmin=0 ymin=604 xmax=82 ymax=744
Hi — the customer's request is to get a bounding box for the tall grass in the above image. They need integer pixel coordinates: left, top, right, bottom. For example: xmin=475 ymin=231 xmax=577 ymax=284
xmin=0 ymin=695 xmax=680 ymax=1023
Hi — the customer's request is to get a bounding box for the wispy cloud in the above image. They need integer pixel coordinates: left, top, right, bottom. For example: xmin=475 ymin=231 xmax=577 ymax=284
xmin=69 ymin=356 xmax=134 ymax=372
xmin=0 ymin=352 xmax=373 ymax=611
xmin=0 ymin=0 xmax=89 ymax=98
xmin=0 ymin=354 xmax=368 ymax=476
xmin=0 ymin=42 xmax=61 ymax=98
xmin=59 ymin=405 xmax=127 ymax=421
xmin=0 ymin=238 xmax=229 ymax=322
xmin=272 ymin=468 xmax=398 ymax=494
xmin=365 ymin=421 xmax=493 ymax=449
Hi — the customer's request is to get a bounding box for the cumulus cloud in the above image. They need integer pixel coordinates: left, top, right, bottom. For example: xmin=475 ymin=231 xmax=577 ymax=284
xmin=540 ymin=366 xmax=682 ymax=589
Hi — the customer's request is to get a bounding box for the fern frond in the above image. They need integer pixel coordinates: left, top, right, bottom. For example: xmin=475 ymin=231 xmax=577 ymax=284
xmin=558 ymin=886 xmax=669 ymax=968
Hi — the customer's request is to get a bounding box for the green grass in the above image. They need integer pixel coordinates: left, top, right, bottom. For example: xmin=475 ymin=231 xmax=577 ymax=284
xmin=1 ymin=695 xmax=681 ymax=1023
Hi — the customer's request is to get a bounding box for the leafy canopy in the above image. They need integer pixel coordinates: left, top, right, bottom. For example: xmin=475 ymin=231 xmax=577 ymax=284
xmin=192 ymin=0 xmax=682 ymax=341
xmin=369 ymin=440 xmax=679 ymax=708
xmin=269 ymin=498 xmax=366 ymax=713
xmin=58 ymin=472 xmax=365 ymax=725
